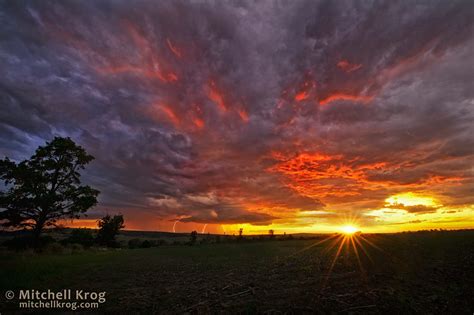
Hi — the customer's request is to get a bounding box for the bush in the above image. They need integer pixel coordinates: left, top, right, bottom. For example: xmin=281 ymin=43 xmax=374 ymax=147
xmin=189 ymin=231 xmax=198 ymax=245
xmin=140 ymin=240 xmax=152 ymax=248
xmin=4 ymin=235 xmax=55 ymax=251
xmin=43 ymin=242 xmax=65 ymax=254
xmin=108 ymin=240 xmax=122 ymax=248
xmin=128 ymin=238 xmax=142 ymax=249
xmin=96 ymin=214 xmax=125 ymax=247
xmin=69 ymin=243 xmax=84 ymax=252
xmin=156 ymin=239 xmax=167 ymax=246
xmin=128 ymin=239 xmax=158 ymax=248
xmin=62 ymin=229 xmax=95 ymax=247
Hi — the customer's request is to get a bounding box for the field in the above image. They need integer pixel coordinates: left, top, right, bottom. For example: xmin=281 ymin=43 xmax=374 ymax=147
xmin=1 ymin=230 xmax=473 ymax=314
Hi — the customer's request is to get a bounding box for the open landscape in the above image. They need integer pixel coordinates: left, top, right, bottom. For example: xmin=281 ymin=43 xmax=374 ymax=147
xmin=1 ymin=0 xmax=473 ymax=313
xmin=1 ymin=230 xmax=473 ymax=313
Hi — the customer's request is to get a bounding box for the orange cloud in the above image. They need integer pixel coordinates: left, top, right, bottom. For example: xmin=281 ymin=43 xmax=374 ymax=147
xmin=208 ymin=81 xmax=227 ymax=112
xmin=267 ymin=152 xmax=409 ymax=199
xmin=295 ymin=91 xmax=310 ymax=102
xmin=58 ymin=219 xmax=98 ymax=229
xmin=159 ymin=103 xmax=180 ymax=127
xmin=145 ymin=102 xmax=181 ymax=127
xmin=269 ymin=151 xmax=466 ymax=204
xmin=238 ymin=108 xmax=249 ymax=122
xmin=208 ymin=81 xmax=228 ymax=112
xmin=190 ymin=103 xmax=206 ymax=129
xmin=318 ymin=93 xmax=374 ymax=106
xmin=193 ymin=117 xmax=205 ymax=129
xmin=96 ymin=20 xmax=179 ymax=83
xmin=294 ymin=79 xmax=316 ymax=102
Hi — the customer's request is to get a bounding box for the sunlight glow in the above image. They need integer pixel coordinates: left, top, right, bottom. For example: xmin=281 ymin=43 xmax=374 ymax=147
xmin=340 ymin=225 xmax=359 ymax=235
xmin=385 ymin=192 xmax=440 ymax=207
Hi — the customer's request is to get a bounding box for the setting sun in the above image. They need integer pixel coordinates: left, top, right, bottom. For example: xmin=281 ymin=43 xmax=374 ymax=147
xmin=340 ymin=225 xmax=359 ymax=235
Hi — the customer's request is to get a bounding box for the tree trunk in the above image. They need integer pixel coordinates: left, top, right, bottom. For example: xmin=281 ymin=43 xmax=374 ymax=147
xmin=32 ymin=221 xmax=44 ymax=248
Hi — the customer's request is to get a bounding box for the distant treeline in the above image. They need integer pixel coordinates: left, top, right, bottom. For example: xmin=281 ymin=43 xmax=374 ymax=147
xmin=0 ymin=225 xmax=334 ymax=252
xmin=2 ymin=226 xmax=472 ymax=253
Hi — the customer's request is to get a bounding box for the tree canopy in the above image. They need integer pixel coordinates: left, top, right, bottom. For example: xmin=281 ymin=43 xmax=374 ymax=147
xmin=96 ymin=214 xmax=125 ymax=247
xmin=0 ymin=137 xmax=100 ymax=242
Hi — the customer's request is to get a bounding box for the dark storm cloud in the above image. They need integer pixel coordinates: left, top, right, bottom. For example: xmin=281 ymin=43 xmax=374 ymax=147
xmin=178 ymin=208 xmax=277 ymax=225
xmin=0 ymin=0 xmax=473 ymax=227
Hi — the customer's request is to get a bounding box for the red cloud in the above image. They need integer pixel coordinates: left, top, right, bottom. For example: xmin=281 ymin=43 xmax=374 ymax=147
xmin=207 ymin=81 xmax=228 ymax=112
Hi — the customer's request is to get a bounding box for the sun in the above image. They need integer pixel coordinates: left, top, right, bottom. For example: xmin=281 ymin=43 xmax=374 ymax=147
xmin=340 ymin=225 xmax=359 ymax=235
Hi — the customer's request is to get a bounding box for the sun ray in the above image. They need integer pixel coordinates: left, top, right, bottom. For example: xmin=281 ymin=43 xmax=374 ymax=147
xmin=321 ymin=235 xmax=348 ymax=289
xmin=350 ymin=236 xmax=368 ymax=284
xmin=321 ymin=234 xmax=345 ymax=255
xmin=353 ymin=235 xmax=374 ymax=264
xmin=359 ymin=234 xmax=385 ymax=253
xmin=290 ymin=234 xmax=340 ymax=257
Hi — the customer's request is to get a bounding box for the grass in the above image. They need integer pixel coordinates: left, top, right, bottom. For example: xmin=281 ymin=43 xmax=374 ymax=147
xmin=0 ymin=230 xmax=473 ymax=313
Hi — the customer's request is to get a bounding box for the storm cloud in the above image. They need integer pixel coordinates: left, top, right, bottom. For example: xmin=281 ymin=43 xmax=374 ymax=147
xmin=1 ymin=0 xmax=473 ymax=231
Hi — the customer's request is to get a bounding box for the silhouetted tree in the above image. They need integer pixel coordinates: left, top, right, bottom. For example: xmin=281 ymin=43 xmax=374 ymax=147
xmin=269 ymin=229 xmax=275 ymax=239
xmin=190 ymin=230 xmax=198 ymax=245
xmin=96 ymin=214 xmax=125 ymax=247
xmin=0 ymin=137 xmax=99 ymax=246
xmin=236 ymin=227 xmax=244 ymax=241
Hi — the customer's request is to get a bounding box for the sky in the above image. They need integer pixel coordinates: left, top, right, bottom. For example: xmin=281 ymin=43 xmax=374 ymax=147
xmin=1 ymin=0 xmax=473 ymax=234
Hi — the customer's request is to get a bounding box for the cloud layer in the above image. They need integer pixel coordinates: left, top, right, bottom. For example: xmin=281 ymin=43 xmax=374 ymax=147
xmin=1 ymin=0 xmax=473 ymax=231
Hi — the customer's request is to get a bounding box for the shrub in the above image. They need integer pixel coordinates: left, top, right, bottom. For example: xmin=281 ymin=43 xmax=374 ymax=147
xmin=156 ymin=239 xmax=167 ymax=246
xmin=108 ymin=240 xmax=122 ymax=248
xmin=128 ymin=238 xmax=142 ymax=249
xmin=43 ymin=242 xmax=65 ymax=254
xmin=189 ymin=231 xmax=198 ymax=245
xmin=4 ymin=235 xmax=55 ymax=251
xmin=140 ymin=240 xmax=152 ymax=248
xmin=62 ymin=229 xmax=95 ymax=247
xmin=96 ymin=214 xmax=125 ymax=247
xmin=69 ymin=243 xmax=84 ymax=252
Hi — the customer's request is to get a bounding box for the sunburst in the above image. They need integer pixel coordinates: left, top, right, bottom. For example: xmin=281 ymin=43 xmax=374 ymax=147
xmin=286 ymin=222 xmax=385 ymax=290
